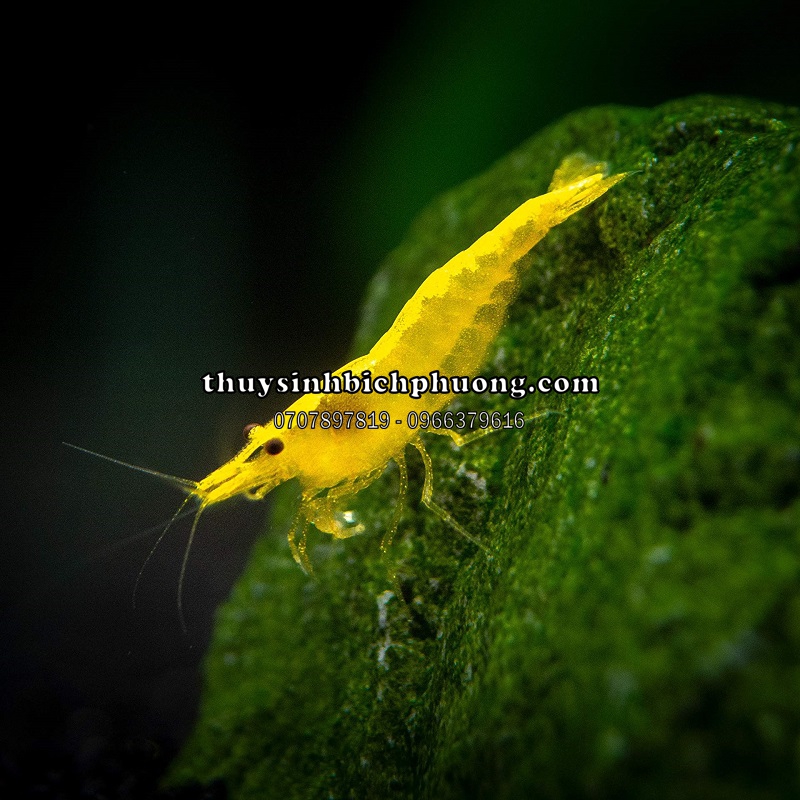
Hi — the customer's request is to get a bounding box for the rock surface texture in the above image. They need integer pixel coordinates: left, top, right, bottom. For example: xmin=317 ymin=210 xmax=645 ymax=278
xmin=170 ymin=97 xmax=800 ymax=800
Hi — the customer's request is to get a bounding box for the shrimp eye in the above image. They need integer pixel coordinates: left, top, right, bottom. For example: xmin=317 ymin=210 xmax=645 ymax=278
xmin=243 ymin=422 xmax=260 ymax=439
xmin=265 ymin=437 xmax=284 ymax=455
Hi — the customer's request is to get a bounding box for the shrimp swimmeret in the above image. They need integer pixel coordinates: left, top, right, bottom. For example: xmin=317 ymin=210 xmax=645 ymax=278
xmin=72 ymin=153 xmax=628 ymax=616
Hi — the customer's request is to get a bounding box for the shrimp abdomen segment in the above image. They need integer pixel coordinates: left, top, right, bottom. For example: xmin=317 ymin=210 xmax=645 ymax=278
xmin=365 ymin=160 xmax=627 ymax=384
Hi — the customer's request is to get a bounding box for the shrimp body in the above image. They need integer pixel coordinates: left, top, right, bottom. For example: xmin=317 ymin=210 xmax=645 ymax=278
xmin=194 ymin=155 xmax=628 ymax=568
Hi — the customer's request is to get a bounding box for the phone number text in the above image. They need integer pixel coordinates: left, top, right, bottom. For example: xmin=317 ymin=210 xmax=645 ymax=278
xmin=270 ymin=410 xmax=526 ymax=431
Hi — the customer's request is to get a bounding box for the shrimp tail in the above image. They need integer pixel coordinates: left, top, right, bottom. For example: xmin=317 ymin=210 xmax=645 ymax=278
xmin=548 ymin=153 xmax=608 ymax=190
xmin=547 ymin=153 xmax=631 ymax=223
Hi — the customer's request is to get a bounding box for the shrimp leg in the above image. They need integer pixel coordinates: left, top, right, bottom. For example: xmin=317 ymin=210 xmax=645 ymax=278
xmin=379 ymin=455 xmax=409 ymax=596
xmin=287 ymin=510 xmax=313 ymax=574
xmin=380 ymin=454 xmax=409 ymax=557
xmin=411 ymin=440 xmax=490 ymax=552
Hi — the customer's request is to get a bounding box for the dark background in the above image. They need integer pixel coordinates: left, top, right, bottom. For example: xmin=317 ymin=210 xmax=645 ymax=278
xmin=2 ymin=1 xmax=798 ymax=794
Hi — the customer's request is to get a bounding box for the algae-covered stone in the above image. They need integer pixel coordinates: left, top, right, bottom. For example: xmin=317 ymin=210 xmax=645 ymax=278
xmin=169 ymin=97 xmax=800 ymax=799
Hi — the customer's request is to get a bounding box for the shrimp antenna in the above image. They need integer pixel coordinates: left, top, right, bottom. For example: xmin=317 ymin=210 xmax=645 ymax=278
xmin=65 ymin=442 xmax=203 ymax=633
xmin=88 ymin=505 xmax=201 ymax=563
xmin=63 ymin=443 xmax=198 ymax=493
xmin=177 ymin=501 xmax=207 ymax=635
xmin=132 ymin=494 xmax=198 ymax=613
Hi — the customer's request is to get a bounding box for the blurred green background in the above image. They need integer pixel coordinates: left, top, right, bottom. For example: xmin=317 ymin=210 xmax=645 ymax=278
xmin=1 ymin=0 xmax=797 ymax=791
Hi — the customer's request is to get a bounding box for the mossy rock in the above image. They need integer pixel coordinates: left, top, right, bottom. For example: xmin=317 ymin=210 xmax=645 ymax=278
xmin=169 ymin=96 xmax=800 ymax=799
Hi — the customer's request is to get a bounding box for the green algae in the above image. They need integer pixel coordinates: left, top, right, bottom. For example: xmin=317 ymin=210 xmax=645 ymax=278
xmin=169 ymin=97 xmax=800 ymax=799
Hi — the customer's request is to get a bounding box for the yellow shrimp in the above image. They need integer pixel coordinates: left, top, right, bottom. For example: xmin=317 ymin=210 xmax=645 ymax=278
xmin=191 ymin=155 xmax=626 ymax=564
xmin=71 ymin=154 xmax=628 ymax=619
